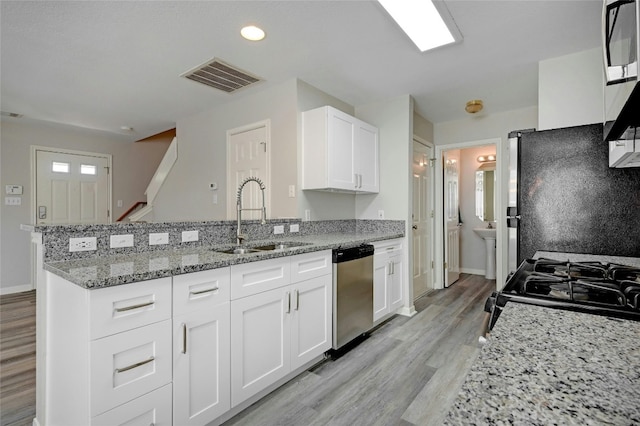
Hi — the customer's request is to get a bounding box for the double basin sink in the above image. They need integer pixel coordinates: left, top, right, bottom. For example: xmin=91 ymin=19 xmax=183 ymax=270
xmin=216 ymin=241 xmax=313 ymax=255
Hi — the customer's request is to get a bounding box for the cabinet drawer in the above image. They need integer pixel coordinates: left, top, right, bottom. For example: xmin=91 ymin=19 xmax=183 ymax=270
xmin=91 ymin=320 xmax=172 ymax=416
xmin=91 ymin=383 xmax=172 ymax=426
xmin=290 ymin=250 xmax=332 ymax=283
xmin=90 ymin=278 xmax=171 ymax=339
xmin=373 ymin=239 xmax=403 ymax=256
xmin=173 ymin=268 xmax=230 ymax=316
xmin=230 ymin=257 xmax=290 ymax=300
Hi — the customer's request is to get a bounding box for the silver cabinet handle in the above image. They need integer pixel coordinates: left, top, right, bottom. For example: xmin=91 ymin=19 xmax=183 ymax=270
xmin=354 ymin=173 xmax=358 ymax=189
xmin=115 ymin=356 xmax=155 ymax=374
xmin=294 ymin=290 xmax=299 ymax=311
xmin=115 ymin=301 xmax=154 ymax=312
xmin=182 ymin=323 xmax=187 ymax=354
xmin=189 ymin=287 xmax=218 ymax=296
xmin=388 ymin=262 xmax=392 ymax=276
xmin=358 ymin=174 xmax=363 ymax=188
xmin=285 ymin=292 xmax=291 ymax=313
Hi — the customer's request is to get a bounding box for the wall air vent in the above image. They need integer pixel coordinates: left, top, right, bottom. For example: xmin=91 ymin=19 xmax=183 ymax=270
xmin=181 ymin=58 xmax=263 ymax=93
xmin=1 ymin=111 xmax=23 ymax=118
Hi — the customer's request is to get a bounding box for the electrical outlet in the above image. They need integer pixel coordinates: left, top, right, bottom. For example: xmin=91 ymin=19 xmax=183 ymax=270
xmin=288 ymin=185 xmax=296 ymax=198
xmin=182 ymin=230 xmax=199 ymax=242
xmin=289 ymin=223 xmax=300 ymax=233
xmin=149 ymin=232 xmax=169 ymax=245
xmin=69 ymin=237 xmax=97 ymax=252
xmin=377 ymin=210 xmax=385 ymax=219
xmin=273 ymin=225 xmax=285 ymax=235
xmin=304 ymin=209 xmax=311 ymax=221
xmin=110 ymin=234 xmax=134 ymax=248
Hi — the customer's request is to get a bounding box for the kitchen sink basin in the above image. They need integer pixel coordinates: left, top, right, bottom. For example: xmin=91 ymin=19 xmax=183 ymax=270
xmin=216 ymin=247 xmax=262 ymax=255
xmin=214 ymin=241 xmax=313 ymax=255
xmin=251 ymin=242 xmax=313 ymax=251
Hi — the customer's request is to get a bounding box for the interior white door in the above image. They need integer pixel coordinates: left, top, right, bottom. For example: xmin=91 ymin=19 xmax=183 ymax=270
xmin=227 ymin=122 xmax=270 ymax=220
xmin=36 ymin=150 xmax=110 ymax=224
xmin=412 ymin=140 xmax=433 ymax=298
xmin=443 ymin=149 xmax=461 ymax=287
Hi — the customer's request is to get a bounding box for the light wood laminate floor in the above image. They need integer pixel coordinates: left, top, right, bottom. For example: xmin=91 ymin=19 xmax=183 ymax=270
xmin=0 ymin=275 xmax=494 ymax=426
xmin=224 ymin=274 xmax=494 ymax=426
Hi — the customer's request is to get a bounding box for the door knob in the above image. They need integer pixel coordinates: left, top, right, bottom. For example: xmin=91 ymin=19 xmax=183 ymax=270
xmin=412 ymin=225 xmax=418 ymax=230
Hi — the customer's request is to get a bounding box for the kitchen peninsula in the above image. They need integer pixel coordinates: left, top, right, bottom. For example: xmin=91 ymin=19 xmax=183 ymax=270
xmin=28 ymin=219 xmax=406 ymax=426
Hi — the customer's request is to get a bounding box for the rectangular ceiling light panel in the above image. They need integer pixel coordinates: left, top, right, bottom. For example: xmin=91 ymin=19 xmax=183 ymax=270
xmin=379 ymin=0 xmax=458 ymax=52
xmin=181 ymin=58 xmax=262 ymax=93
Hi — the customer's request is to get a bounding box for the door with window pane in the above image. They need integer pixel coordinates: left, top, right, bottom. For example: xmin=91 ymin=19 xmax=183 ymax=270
xmin=36 ymin=150 xmax=110 ymax=224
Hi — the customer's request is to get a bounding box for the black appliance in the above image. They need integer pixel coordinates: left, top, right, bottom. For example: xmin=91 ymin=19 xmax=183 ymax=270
xmin=506 ymin=124 xmax=640 ymax=273
xmin=487 ymin=258 xmax=640 ymax=330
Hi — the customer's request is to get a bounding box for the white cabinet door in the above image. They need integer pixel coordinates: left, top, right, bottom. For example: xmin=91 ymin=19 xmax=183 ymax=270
xmin=230 ymin=286 xmax=291 ymax=407
xmin=389 ymin=254 xmax=404 ymax=312
xmin=173 ymin=303 xmax=230 ymax=426
xmin=290 ymin=275 xmax=332 ymax=370
xmin=373 ymin=254 xmax=390 ymax=322
xmin=355 ymin=121 xmax=379 ymax=193
xmin=327 ymin=108 xmax=357 ymax=191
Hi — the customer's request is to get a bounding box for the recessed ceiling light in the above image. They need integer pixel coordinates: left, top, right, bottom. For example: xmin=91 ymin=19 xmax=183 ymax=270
xmin=120 ymin=126 xmax=134 ymax=131
xmin=241 ymin=25 xmax=265 ymax=41
xmin=378 ymin=0 xmax=456 ymax=52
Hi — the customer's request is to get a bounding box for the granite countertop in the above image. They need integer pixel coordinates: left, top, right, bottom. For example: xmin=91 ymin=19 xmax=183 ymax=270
xmin=44 ymin=232 xmax=402 ymax=289
xmin=445 ymin=303 xmax=640 ymax=425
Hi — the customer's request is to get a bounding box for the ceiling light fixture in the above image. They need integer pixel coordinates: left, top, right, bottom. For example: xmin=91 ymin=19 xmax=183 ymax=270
xmin=465 ymin=100 xmax=483 ymax=114
xmin=378 ymin=0 xmax=456 ymax=52
xmin=241 ymin=25 xmax=265 ymax=41
xmin=120 ymin=126 xmax=134 ymax=131
xmin=477 ymin=154 xmax=496 ymax=163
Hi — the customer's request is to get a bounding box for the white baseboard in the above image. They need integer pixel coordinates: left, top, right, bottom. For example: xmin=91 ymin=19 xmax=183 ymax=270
xmin=0 ymin=284 xmax=34 ymax=295
xmin=460 ymin=268 xmax=485 ymax=276
xmin=397 ymin=305 xmax=417 ymax=317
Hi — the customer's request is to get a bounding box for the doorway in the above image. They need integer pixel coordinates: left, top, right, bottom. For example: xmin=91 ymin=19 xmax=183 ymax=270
xmin=411 ymin=137 xmax=434 ymax=299
xmin=226 ymin=120 xmax=271 ymax=220
xmin=32 ymin=147 xmax=112 ymax=225
xmin=434 ymin=138 xmax=505 ymax=291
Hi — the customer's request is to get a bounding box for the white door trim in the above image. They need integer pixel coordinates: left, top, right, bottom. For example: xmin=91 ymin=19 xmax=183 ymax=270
xmin=411 ymin=135 xmax=435 ymax=297
xmin=434 ymin=138 xmax=505 ymax=291
xmin=30 ymin=145 xmax=113 ymax=225
xmin=226 ymin=120 xmax=271 ymax=220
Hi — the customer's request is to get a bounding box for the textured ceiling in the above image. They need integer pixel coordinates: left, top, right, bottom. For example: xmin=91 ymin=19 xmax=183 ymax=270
xmin=0 ymin=1 xmax=603 ymax=141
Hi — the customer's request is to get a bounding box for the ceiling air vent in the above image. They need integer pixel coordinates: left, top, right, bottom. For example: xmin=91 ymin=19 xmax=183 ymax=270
xmin=181 ymin=58 xmax=262 ymax=93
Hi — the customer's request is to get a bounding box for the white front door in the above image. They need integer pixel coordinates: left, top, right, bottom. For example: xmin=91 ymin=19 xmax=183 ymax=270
xmin=227 ymin=121 xmax=270 ymax=220
xmin=443 ymin=149 xmax=460 ymax=287
xmin=412 ymin=140 xmax=433 ymax=299
xmin=35 ymin=149 xmax=110 ymax=224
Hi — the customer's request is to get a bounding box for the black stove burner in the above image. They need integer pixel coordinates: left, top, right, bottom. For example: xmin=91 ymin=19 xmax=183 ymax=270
xmin=486 ymin=258 xmax=640 ymax=331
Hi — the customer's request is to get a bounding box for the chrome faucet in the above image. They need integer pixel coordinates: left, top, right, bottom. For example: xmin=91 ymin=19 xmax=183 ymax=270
xmin=236 ymin=177 xmax=267 ymax=245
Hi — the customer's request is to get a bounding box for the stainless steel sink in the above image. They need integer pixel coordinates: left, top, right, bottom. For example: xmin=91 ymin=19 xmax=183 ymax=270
xmin=216 ymin=247 xmax=262 ymax=255
xmin=214 ymin=241 xmax=312 ymax=255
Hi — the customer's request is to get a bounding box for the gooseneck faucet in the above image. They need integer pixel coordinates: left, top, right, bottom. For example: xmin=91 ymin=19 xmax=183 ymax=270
xmin=236 ymin=177 xmax=267 ymax=245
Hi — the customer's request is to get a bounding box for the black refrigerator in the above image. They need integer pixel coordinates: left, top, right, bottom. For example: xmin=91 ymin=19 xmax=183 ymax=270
xmin=506 ymin=123 xmax=640 ymax=272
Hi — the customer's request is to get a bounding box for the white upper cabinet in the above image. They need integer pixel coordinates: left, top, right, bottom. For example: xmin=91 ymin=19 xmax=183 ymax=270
xmin=302 ymin=106 xmax=379 ymax=193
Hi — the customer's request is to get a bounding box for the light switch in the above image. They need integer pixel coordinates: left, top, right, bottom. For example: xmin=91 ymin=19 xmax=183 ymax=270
xmin=5 ymin=185 xmax=23 ymax=195
xmin=110 ymin=234 xmax=134 ymax=248
xmin=149 ymin=232 xmax=169 ymax=245
xmin=273 ymin=225 xmax=285 ymax=235
xmin=182 ymin=230 xmax=199 ymax=242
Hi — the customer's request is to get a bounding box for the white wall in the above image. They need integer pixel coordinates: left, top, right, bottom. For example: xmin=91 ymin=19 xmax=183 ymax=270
xmin=413 ymin=111 xmax=434 ymax=143
xmin=459 ymin=146 xmax=496 ymax=274
xmin=538 ymin=48 xmax=603 ymax=130
xmin=0 ymin=119 xmax=170 ymax=293
xmin=154 ymin=79 xmax=299 ymax=221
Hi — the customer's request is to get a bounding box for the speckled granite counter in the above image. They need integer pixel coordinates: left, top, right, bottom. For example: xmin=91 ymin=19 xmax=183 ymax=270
xmin=44 ymin=232 xmax=402 ymax=289
xmin=445 ymin=303 xmax=640 ymax=425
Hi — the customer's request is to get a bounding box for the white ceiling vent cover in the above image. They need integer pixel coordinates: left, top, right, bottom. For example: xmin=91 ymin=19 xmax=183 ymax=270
xmin=181 ymin=58 xmax=263 ymax=93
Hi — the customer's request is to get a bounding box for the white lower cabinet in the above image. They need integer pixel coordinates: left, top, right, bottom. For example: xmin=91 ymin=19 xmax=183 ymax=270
xmin=172 ymin=268 xmax=231 ymax=426
xmin=373 ymin=239 xmax=405 ymax=323
xmin=230 ymin=251 xmax=332 ymax=408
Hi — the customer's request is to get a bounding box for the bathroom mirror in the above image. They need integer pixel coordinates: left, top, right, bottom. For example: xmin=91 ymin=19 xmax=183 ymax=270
xmin=475 ymin=165 xmax=495 ymax=222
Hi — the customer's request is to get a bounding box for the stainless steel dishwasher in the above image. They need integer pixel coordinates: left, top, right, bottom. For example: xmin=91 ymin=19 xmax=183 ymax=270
xmin=332 ymin=244 xmax=374 ymax=350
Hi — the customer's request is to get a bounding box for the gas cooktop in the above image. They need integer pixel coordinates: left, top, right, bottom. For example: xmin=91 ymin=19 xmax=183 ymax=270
xmin=486 ymin=258 xmax=640 ymax=330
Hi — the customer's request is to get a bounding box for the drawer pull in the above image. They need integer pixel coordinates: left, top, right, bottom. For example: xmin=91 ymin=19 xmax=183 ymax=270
xmin=114 ymin=356 xmax=155 ymax=374
xmin=285 ymin=292 xmax=291 ymax=314
xmin=189 ymin=287 xmax=218 ymax=296
xmin=115 ymin=301 xmax=154 ymax=312
xmin=294 ymin=289 xmax=299 ymax=311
